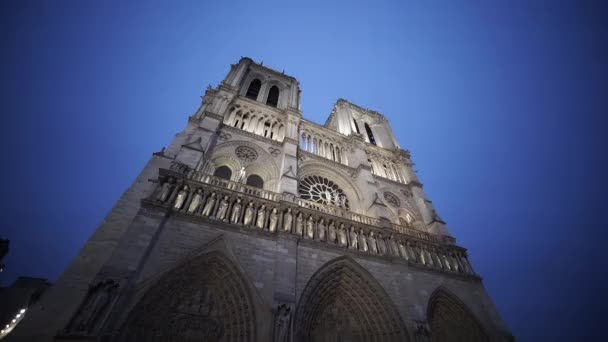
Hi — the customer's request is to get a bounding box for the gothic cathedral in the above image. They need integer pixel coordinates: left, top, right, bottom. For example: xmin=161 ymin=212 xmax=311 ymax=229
xmin=8 ymin=58 xmax=512 ymax=342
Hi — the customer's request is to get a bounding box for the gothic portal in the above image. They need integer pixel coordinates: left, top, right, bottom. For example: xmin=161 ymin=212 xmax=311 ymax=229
xmin=7 ymin=58 xmax=513 ymax=342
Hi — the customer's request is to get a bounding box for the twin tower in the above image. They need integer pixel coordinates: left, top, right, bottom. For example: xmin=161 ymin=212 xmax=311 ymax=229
xmin=8 ymin=58 xmax=512 ymax=342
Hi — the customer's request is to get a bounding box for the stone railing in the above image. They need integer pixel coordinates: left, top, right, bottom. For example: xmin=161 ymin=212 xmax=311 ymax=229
xmin=145 ymin=168 xmax=477 ymax=278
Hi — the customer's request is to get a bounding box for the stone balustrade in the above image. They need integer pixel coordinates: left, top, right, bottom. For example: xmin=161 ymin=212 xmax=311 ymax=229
xmin=144 ymin=168 xmax=477 ymax=278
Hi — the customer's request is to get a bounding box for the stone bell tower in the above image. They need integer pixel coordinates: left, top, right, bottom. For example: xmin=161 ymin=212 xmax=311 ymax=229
xmin=7 ymin=57 xmax=512 ymax=342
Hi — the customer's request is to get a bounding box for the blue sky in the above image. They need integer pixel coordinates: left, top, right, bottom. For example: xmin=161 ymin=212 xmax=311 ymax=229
xmin=0 ymin=1 xmax=606 ymax=341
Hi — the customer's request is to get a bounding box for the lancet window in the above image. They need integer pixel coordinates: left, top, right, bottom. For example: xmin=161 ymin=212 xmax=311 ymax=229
xmin=224 ymin=106 xmax=285 ymax=142
xmin=364 ymin=122 xmax=376 ymax=145
xmin=299 ymin=130 xmax=348 ymax=165
xmin=367 ymin=153 xmax=408 ymax=184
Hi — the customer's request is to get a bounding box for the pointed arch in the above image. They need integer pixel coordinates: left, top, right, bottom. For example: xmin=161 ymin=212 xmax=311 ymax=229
xmin=119 ymin=251 xmax=256 ymax=341
xmin=245 ymin=78 xmax=261 ymax=100
xmin=427 ymin=286 xmax=490 ymax=342
xmin=295 ymin=256 xmax=408 ymax=342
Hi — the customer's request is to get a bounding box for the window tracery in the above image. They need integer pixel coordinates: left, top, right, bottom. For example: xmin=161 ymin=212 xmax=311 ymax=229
xmin=299 ymin=175 xmax=349 ymax=209
xmin=235 ymin=146 xmax=258 ymax=162
xmin=383 ymin=191 xmax=400 ymax=207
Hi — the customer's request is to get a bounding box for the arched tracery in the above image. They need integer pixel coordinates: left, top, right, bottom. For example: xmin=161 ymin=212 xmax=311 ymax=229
xmin=295 ymin=257 xmax=408 ymax=342
xmin=119 ymin=252 xmax=256 ymax=342
xmin=427 ymin=287 xmax=489 ymax=342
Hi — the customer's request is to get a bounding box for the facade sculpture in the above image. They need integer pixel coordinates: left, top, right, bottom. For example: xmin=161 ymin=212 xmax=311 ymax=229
xmin=9 ymin=57 xmax=512 ymax=342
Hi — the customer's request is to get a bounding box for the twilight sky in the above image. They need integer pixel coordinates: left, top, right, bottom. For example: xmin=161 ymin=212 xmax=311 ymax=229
xmin=0 ymin=1 xmax=606 ymax=341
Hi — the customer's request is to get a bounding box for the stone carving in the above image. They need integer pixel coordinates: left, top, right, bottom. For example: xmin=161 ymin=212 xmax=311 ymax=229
xmin=282 ymin=208 xmax=293 ymax=232
xmin=358 ymin=229 xmax=368 ymax=252
xmin=230 ymin=198 xmax=242 ymax=223
xmin=156 ymin=177 xmax=175 ymax=202
xmin=317 ymin=219 xmax=326 ymax=242
xmin=235 ymin=146 xmax=258 ymax=162
xmin=399 ymin=240 xmax=409 ymax=260
xmin=187 ymin=188 xmax=203 ymax=214
xmin=305 ymin=216 xmax=314 ymax=239
xmin=268 ymin=146 xmax=281 ymax=157
xmin=377 ymin=233 xmax=387 ymax=255
xmin=273 ymin=304 xmax=292 ymax=342
xmin=369 ymin=231 xmax=378 ymax=254
xmin=388 ymin=234 xmax=400 ymax=256
xmin=173 ymin=185 xmax=189 ymax=210
xmin=327 ymin=221 xmax=336 ymax=243
xmin=269 ymin=208 xmax=278 ymax=232
xmin=383 ymin=191 xmax=401 ymax=207
xmin=413 ymin=320 xmax=431 ymax=342
xmin=298 ymin=175 xmax=349 ymax=208
xmin=237 ymin=167 xmax=247 ymax=183
xmin=337 ymin=223 xmax=347 ymax=247
xmin=295 ymin=212 xmax=304 ymax=236
xmin=202 ymin=192 xmax=217 ymax=217
xmin=348 ymin=227 xmax=358 ymax=249
xmin=66 ymin=280 xmax=118 ymax=334
xmin=256 ymin=205 xmax=267 ymax=229
xmin=244 ymin=201 xmax=255 ymax=225
xmin=216 ymin=195 xmax=230 ymax=221
xmin=217 ymin=131 xmax=232 ymax=141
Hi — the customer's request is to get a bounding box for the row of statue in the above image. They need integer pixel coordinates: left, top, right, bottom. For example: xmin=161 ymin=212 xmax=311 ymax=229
xmin=152 ymin=178 xmax=473 ymax=275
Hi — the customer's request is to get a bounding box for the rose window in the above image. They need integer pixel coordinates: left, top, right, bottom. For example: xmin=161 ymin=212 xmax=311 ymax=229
xmin=298 ymin=175 xmax=349 ymax=209
xmin=383 ymin=191 xmax=400 ymax=207
xmin=235 ymin=146 xmax=258 ymax=162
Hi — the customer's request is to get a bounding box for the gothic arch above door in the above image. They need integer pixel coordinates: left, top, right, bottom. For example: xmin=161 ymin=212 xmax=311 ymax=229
xmin=427 ymin=287 xmax=489 ymax=342
xmin=119 ymin=251 xmax=256 ymax=342
xmin=295 ymin=257 xmax=408 ymax=342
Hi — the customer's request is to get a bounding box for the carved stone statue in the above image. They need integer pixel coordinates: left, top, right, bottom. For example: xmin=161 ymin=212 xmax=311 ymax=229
xmin=358 ymin=229 xmax=368 ymax=252
xmin=348 ymin=226 xmax=358 ymax=249
xmin=216 ymin=195 xmax=230 ymax=221
xmin=187 ymin=188 xmax=203 ymax=214
xmin=269 ymin=208 xmax=278 ymax=232
xmin=237 ymin=167 xmax=246 ymax=183
xmin=305 ymin=216 xmax=315 ymax=239
xmin=328 ymin=221 xmax=336 ymax=243
xmin=256 ymin=205 xmax=267 ymax=229
xmin=67 ymin=280 xmax=118 ymax=334
xmin=230 ymin=198 xmax=242 ymax=223
xmin=173 ymin=185 xmax=189 ymax=210
xmin=317 ymin=219 xmax=326 ymax=241
xmin=202 ymin=192 xmax=217 ymax=216
xmin=243 ymin=201 xmax=255 ymax=225
xmin=283 ymin=208 xmax=293 ymax=232
xmin=338 ymin=223 xmax=348 ymax=247
xmin=295 ymin=212 xmax=304 ymax=236
xmin=368 ymin=231 xmax=378 ymax=254
xmin=413 ymin=320 xmax=431 ymax=342
xmin=399 ymin=240 xmax=409 ymax=260
xmin=377 ymin=233 xmax=387 ymax=255
xmin=273 ymin=304 xmax=292 ymax=342
xmin=156 ymin=177 xmax=175 ymax=202
xmin=389 ymin=234 xmax=400 ymax=256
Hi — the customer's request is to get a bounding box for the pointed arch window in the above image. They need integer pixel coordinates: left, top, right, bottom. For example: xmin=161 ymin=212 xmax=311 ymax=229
xmin=353 ymin=119 xmax=361 ymax=134
xmin=364 ymin=122 xmax=376 ymax=145
xmin=245 ymin=79 xmax=261 ymax=100
xmin=266 ymin=85 xmax=279 ymax=107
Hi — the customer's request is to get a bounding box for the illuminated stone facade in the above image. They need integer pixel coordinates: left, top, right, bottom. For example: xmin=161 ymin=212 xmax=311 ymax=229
xmin=8 ymin=58 xmax=512 ymax=341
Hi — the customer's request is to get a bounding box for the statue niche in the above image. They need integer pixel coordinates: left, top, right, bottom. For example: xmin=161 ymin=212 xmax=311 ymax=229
xmin=119 ymin=252 xmax=256 ymax=342
xmin=65 ymin=280 xmax=118 ymax=335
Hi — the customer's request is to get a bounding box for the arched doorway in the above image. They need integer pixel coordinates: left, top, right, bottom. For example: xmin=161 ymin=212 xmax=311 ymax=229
xmin=119 ymin=252 xmax=256 ymax=342
xmin=295 ymin=257 xmax=408 ymax=342
xmin=427 ymin=287 xmax=489 ymax=342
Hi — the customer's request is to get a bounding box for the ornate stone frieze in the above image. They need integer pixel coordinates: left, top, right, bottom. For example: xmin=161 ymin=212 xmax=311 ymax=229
xmin=143 ymin=169 xmax=477 ymax=281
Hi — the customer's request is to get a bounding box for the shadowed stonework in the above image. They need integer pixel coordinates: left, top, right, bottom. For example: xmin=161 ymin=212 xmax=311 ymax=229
xmin=6 ymin=58 xmax=512 ymax=342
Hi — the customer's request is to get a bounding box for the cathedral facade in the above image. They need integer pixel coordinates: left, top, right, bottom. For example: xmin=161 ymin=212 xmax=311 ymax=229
xmin=9 ymin=58 xmax=512 ymax=341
